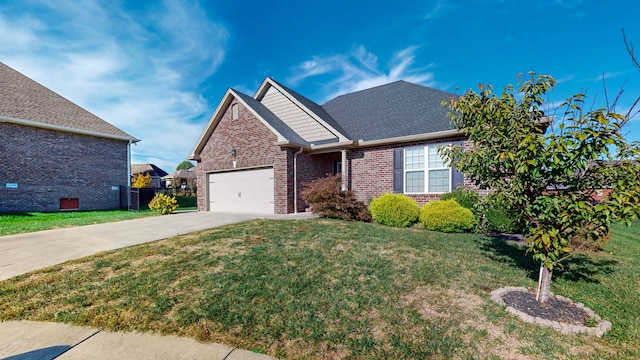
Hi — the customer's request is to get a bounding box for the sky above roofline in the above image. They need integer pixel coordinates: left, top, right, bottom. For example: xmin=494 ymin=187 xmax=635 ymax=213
xmin=1 ymin=0 xmax=639 ymax=172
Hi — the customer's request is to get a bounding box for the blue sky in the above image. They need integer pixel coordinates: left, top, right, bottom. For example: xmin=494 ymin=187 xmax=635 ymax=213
xmin=1 ymin=0 xmax=639 ymax=172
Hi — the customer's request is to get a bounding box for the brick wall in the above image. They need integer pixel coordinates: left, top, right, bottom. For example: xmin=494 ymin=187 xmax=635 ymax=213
xmin=195 ymin=99 xmax=281 ymax=212
xmin=348 ymin=136 xmax=469 ymax=206
xmin=0 ymin=122 xmax=128 ymax=212
xmin=289 ymin=138 xmax=471 ymax=212
xmin=293 ymin=152 xmax=338 ymax=212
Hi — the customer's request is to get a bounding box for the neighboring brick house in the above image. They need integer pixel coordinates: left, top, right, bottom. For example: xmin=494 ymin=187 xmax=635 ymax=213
xmin=188 ymin=77 xmax=467 ymax=214
xmin=0 ymin=62 xmax=139 ymax=212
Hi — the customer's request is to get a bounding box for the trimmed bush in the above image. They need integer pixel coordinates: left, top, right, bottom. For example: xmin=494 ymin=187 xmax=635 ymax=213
xmin=369 ymin=193 xmax=420 ymax=227
xmin=440 ymin=187 xmax=481 ymax=215
xmin=419 ymin=199 xmax=475 ymax=233
xmin=301 ymin=174 xmax=372 ymax=222
xmin=148 ymin=193 xmax=179 ymax=215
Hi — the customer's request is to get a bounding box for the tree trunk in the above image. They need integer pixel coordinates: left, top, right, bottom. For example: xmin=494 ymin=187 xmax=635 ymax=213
xmin=536 ymin=263 xmax=553 ymax=303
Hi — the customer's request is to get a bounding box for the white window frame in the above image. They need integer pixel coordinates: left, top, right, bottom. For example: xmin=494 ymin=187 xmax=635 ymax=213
xmin=403 ymin=143 xmax=452 ymax=194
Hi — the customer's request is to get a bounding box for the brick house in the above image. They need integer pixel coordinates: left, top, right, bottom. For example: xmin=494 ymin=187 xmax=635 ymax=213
xmin=0 ymin=62 xmax=139 ymax=212
xmin=188 ymin=77 xmax=467 ymax=214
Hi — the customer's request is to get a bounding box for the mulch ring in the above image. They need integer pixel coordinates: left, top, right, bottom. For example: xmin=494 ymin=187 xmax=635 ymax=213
xmin=491 ymin=286 xmax=612 ymax=337
xmin=501 ymin=290 xmax=588 ymax=326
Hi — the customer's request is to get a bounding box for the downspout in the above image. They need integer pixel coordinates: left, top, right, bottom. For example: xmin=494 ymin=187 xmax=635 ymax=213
xmin=293 ymin=147 xmax=304 ymax=213
xmin=341 ymin=149 xmax=347 ymax=191
xmin=127 ymin=140 xmax=133 ymax=209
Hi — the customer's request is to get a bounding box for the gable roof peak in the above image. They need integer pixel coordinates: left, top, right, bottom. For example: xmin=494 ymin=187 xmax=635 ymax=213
xmin=255 ymin=77 xmax=350 ymax=141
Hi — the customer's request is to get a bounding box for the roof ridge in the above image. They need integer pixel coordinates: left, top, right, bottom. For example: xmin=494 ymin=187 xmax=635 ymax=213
xmin=322 ymin=79 xmax=456 ymax=142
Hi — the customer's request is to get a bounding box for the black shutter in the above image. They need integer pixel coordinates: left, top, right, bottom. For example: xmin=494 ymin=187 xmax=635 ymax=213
xmin=450 ymin=141 xmax=465 ymax=191
xmin=451 ymin=166 xmax=464 ymax=191
xmin=393 ymin=147 xmax=404 ymax=193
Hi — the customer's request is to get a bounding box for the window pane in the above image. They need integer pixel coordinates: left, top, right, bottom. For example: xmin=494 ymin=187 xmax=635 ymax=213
xmin=428 ymin=169 xmax=449 ymax=193
xmin=405 ymin=146 xmax=424 ymax=170
xmin=405 ymin=171 xmax=424 ymax=193
xmin=427 ymin=145 xmax=445 ymax=168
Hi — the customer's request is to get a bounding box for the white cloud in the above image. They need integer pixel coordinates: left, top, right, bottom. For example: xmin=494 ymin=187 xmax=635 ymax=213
xmin=424 ymin=0 xmax=458 ymax=20
xmin=0 ymin=0 xmax=229 ymax=172
xmin=288 ymin=45 xmax=437 ymax=102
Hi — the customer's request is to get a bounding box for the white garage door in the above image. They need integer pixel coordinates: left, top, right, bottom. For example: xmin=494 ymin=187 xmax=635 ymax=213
xmin=207 ymin=167 xmax=274 ymax=213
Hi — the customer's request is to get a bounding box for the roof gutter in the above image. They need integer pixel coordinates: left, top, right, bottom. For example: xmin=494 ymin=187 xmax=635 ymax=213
xmin=275 ymin=140 xmax=311 ymax=149
xmin=0 ymin=115 xmax=140 ymax=142
xmin=356 ymin=129 xmax=461 ymax=147
xmin=309 ymin=140 xmax=357 ymax=150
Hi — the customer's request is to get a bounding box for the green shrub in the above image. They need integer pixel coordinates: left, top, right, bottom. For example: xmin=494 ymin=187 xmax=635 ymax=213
xmin=301 ymin=175 xmax=372 ymax=222
xmin=419 ymin=199 xmax=475 ymax=233
xmin=481 ymin=192 xmax=526 ymax=234
xmin=369 ymin=193 xmax=420 ymax=227
xmin=175 ymin=195 xmax=197 ymax=208
xmin=440 ymin=187 xmax=481 ymax=215
xmin=148 ymin=193 xmax=179 ymax=215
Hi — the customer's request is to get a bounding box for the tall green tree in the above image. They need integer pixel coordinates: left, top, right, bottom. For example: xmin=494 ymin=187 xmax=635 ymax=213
xmin=176 ymin=161 xmax=194 ymax=171
xmin=443 ymin=73 xmax=640 ymax=303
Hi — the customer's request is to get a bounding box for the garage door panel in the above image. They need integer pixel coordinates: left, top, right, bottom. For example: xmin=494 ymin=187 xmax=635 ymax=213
xmin=208 ymin=168 xmax=274 ymax=213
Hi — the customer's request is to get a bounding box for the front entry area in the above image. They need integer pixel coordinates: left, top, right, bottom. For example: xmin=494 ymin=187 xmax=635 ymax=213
xmin=207 ymin=167 xmax=275 ymax=213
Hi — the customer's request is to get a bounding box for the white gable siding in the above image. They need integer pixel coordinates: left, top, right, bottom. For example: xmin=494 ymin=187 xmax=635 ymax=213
xmin=261 ymin=86 xmax=337 ymax=142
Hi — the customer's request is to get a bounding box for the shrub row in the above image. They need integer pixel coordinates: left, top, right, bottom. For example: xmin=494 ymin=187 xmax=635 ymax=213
xmin=302 ymin=175 xmax=526 ymax=235
xmin=369 ymin=193 xmax=475 ymax=233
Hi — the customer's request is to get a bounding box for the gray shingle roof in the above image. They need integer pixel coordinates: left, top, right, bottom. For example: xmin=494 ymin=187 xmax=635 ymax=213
xmin=233 ymin=90 xmax=309 ymax=146
xmin=0 ymin=62 xmax=137 ymax=141
xmin=322 ymin=80 xmax=456 ymax=141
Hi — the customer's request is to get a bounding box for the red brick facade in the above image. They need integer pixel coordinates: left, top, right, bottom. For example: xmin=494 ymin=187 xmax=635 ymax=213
xmin=195 ymin=99 xmax=471 ymax=214
xmin=0 ymin=122 xmax=129 ymax=212
xmin=195 ymin=100 xmax=287 ymax=212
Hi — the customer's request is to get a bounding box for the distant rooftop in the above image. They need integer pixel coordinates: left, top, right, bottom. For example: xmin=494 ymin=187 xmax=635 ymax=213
xmin=131 ymin=163 xmax=168 ymax=177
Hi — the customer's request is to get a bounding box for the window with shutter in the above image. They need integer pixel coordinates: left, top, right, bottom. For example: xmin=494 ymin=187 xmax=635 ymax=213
xmin=402 ymin=143 xmax=451 ymax=194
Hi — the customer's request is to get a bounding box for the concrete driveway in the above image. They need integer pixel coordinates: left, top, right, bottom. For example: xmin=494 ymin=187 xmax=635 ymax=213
xmin=0 ymin=210 xmax=313 ymax=359
xmin=0 ymin=210 xmax=313 ymax=282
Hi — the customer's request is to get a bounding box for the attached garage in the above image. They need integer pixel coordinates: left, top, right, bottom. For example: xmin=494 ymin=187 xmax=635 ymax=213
xmin=207 ymin=167 xmax=275 ymax=213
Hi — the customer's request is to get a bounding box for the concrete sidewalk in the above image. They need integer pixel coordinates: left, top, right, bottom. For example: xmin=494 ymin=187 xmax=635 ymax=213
xmin=0 ymin=210 xmax=314 ymax=359
xmin=0 ymin=321 xmax=274 ymax=360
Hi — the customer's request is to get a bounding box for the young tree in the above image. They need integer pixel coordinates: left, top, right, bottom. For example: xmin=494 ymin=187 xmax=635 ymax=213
xmin=443 ymin=73 xmax=640 ymax=303
xmin=132 ymin=172 xmax=152 ymax=188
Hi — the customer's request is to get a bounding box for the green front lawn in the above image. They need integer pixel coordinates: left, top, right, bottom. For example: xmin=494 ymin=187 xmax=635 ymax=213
xmin=0 ymin=219 xmax=638 ymax=359
xmin=0 ymin=210 xmax=156 ymax=236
